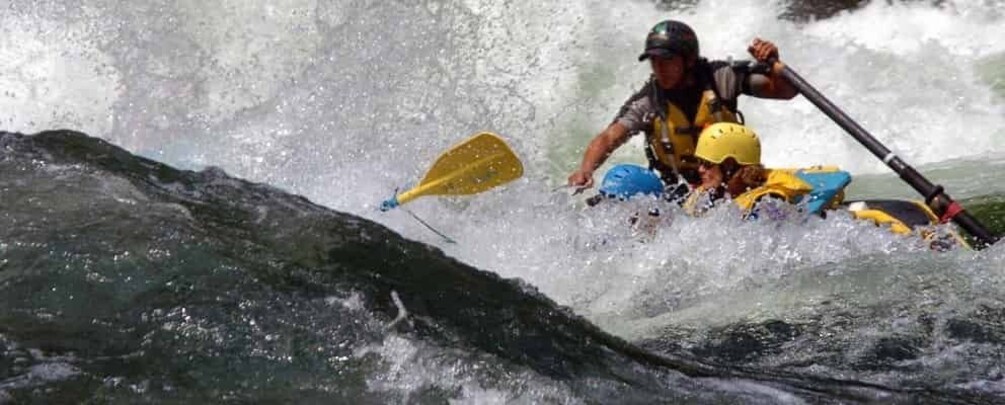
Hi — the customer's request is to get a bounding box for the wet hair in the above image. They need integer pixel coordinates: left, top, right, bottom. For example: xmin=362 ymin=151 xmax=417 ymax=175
xmin=726 ymin=163 xmax=767 ymax=196
xmin=694 ymin=159 xmax=766 ymax=209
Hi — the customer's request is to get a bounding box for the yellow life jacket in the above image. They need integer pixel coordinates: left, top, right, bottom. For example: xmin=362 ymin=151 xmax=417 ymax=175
xmin=732 ymin=169 xmax=814 ymax=212
xmin=648 ymin=89 xmax=738 ymax=182
xmin=682 ymin=169 xmax=814 ymax=217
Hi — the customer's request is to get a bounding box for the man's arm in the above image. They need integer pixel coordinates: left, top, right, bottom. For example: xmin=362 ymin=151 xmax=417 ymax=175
xmin=567 ymin=122 xmax=632 ymax=188
xmin=568 ymin=84 xmax=652 ymax=188
xmin=746 ymin=38 xmax=798 ymax=100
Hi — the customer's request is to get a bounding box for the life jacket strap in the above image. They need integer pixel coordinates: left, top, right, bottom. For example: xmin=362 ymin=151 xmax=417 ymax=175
xmin=674 ymin=126 xmax=699 ymax=136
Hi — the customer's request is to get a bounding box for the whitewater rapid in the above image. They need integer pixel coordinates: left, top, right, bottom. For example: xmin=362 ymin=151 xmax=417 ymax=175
xmin=3 ymin=0 xmax=1004 ymax=344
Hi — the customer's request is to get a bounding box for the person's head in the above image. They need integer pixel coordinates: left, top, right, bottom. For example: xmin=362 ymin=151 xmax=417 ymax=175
xmin=637 ymin=20 xmax=700 ymax=90
xmin=590 ymin=164 xmax=664 ymax=206
xmin=694 ymin=123 xmax=765 ymax=195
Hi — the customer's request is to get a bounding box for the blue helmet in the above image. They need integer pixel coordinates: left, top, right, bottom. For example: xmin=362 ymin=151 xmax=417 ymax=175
xmin=598 ymin=164 xmax=664 ymax=200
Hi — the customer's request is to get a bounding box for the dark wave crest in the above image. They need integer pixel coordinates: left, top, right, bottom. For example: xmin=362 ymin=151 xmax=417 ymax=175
xmin=0 ymin=131 xmax=992 ymax=403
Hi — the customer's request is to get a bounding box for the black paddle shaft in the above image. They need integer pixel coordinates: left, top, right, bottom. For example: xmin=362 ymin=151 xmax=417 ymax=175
xmin=776 ymin=62 xmax=999 ymax=249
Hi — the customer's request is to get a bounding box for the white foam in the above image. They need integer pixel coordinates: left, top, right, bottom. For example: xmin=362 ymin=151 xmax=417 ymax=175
xmin=0 ymin=15 xmax=121 ymax=136
xmin=805 ymin=0 xmax=1005 ymax=58
xmin=173 ymin=0 xmax=323 ymax=123
xmin=355 ymin=334 xmax=576 ymax=403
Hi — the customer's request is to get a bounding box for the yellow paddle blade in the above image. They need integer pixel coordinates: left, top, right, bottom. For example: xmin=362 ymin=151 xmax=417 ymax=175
xmin=395 ymin=132 xmax=523 ymax=206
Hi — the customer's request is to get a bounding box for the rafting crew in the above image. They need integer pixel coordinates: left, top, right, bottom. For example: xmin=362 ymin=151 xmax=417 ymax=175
xmin=567 ymin=19 xmax=797 ymax=197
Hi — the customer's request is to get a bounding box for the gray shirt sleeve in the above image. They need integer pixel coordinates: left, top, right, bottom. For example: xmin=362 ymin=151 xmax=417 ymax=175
xmin=613 ymin=82 xmax=658 ymax=137
xmin=712 ymin=65 xmax=744 ymax=100
xmin=707 ymin=59 xmax=763 ymax=110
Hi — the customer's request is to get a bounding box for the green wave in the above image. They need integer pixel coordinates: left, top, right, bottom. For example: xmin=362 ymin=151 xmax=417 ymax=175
xmin=964 ymin=195 xmax=1005 ymax=238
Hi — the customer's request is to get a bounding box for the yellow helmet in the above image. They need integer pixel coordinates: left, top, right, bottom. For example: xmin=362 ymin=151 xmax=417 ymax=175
xmin=694 ymin=122 xmax=761 ymax=165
